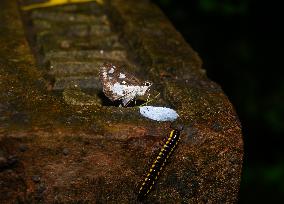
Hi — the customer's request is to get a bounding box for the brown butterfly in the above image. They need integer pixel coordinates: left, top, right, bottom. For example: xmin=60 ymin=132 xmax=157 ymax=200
xmin=99 ymin=63 xmax=152 ymax=106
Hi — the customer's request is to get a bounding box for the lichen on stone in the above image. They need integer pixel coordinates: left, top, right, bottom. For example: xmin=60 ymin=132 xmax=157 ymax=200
xmin=63 ymin=87 xmax=102 ymax=107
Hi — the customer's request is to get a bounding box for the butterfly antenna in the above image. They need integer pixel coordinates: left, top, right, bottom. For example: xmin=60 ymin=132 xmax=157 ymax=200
xmin=138 ymin=92 xmax=160 ymax=107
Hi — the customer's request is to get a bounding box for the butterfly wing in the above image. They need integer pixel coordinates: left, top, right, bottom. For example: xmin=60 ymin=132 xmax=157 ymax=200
xmin=110 ymin=65 xmax=142 ymax=85
xmin=99 ymin=63 xmax=121 ymax=101
xmin=99 ymin=63 xmax=139 ymax=102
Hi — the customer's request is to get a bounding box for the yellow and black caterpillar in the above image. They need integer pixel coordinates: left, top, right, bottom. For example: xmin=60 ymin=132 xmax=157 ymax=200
xmin=138 ymin=129 xmax=181 ymax=200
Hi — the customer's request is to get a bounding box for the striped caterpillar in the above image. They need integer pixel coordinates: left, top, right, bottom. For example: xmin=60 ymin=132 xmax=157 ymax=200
xmin=138 ymin=129 xmax=181 ymax=200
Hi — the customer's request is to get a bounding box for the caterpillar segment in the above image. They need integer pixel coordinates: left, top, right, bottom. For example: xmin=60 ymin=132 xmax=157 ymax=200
xmin=137 ymin=129 xmax=181 ymax=200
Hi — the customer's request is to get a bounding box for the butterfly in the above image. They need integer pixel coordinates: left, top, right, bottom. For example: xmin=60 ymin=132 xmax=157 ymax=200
xmin=99 ymin=63 xmax=152 ymax=106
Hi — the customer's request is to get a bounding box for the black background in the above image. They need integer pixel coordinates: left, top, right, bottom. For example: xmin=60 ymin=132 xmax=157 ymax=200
xmin=152 ymin=0 xmax=284 ymax=203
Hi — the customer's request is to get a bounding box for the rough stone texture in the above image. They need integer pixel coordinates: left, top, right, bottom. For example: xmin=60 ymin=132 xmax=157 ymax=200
xmin=0 ymin=0 xmax=243 ymax=203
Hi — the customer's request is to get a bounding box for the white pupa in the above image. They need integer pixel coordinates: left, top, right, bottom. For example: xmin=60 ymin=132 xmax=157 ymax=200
xmin=139 ymin=106 xmax=179 ymax=121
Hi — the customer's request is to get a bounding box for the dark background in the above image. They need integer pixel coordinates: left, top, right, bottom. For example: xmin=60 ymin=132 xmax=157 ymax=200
xmin=152 ymin=0 xmax=284 ymax=203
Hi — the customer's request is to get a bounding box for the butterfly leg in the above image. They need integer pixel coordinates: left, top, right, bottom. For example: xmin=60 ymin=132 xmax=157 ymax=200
xmin=139 ymin=92 xmax=160 ymax=107
xmin=122 ymin=96 xmax=134 ymax=107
